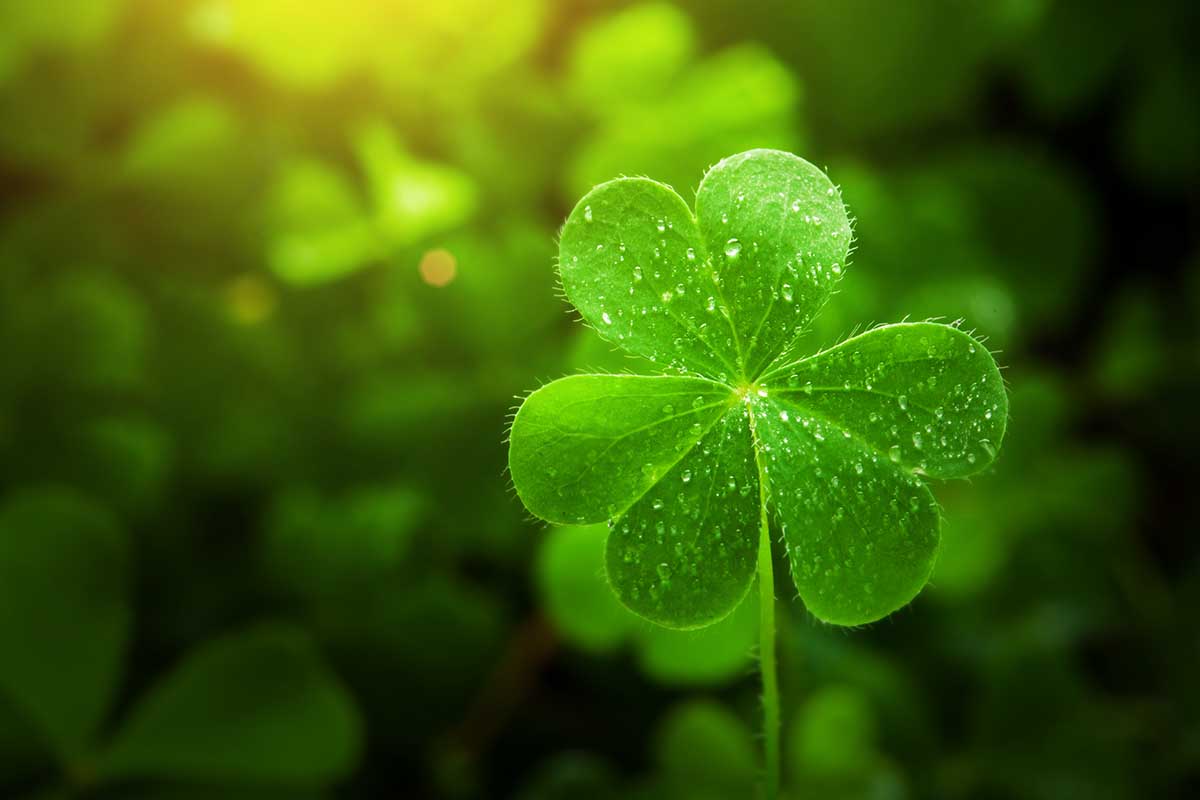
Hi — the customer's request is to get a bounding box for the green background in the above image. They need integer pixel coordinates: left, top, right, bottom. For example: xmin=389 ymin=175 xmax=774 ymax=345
xmin=0 ymin=0 xmax=1197 ymax=797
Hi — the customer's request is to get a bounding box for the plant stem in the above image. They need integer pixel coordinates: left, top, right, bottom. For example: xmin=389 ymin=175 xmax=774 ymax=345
xmin=757 ymin=501 xmax=781 ymax=800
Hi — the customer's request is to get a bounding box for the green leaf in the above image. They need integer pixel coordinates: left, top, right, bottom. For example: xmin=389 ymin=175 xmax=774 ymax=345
xmin=509 ymin=374 xmax=734 ymax=525
xmin=511 ymin=149 xmax=1007 ymax=628
xmin=0 ymin=487 xmax=131 ymax=760
xmin=511 ymin=375 xmax=760 ymax=627
xmin=693 ymin=149 xmax=853 ymax=378
xmin=560 ymin=149 xmax=850 ymax=380
xmin=764 ymin=322 xmax=1007 ymax=479
xmin=99 ymin=625 xmax=361 ymax=786
xmin=603 ymin=404 xmax=761 ymax=627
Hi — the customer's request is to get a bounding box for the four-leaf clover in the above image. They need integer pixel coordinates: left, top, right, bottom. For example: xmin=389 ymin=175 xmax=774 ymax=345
xmin=509 ymin=149 xmax=1007 ymax=628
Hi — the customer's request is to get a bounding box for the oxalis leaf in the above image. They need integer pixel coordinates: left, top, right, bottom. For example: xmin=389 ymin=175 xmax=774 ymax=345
xmin=509 ymin=149 xmax=1007 ymax=627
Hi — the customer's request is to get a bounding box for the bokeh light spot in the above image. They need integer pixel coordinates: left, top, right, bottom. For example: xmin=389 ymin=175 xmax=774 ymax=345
xmin=225 ymin=274 xmax=277 ymax=324
xmin=419 ymin=248 xmax=457 ymax=287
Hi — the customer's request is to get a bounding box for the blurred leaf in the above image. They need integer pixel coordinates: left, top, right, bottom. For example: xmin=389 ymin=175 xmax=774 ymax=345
xmin=265 ymin=158 xmax=377 ymax=286
xmin=537 ymin=524 xmax=632 ymax=653
xmin=0 ymin=0 xmax=121 ymax=83
xmin=355 ymin=122 xmax=477 ymax=249
xmin=787 ymin=685 xmax=906 ymax=800
xmin=568 ymin=44 xmax=801 ymax=198
xmin=654 ymin=700 xmax=757 ymax=797
xmin=819 ymin=147 xmax=1096 ymax=349
xmin=320 ymin=576 xmax=507 ymax=753
xmin=364 ymin=0 xmax=547 ymax=95
xmin=971 ymin=650 xmax=1139 ymax=799
xmin=100 ymin=625 xmax=362 ymax=786
xmin=514 ymin=753 xmax=621 ymax=800
xmin=1010 ymin=0 xmax=1128 ymax=116
xmin=262 ymin=483 xmax=424 ymax=599
xmin=0 ymin=487 xmax=130 ymax=760
xmin=720 ymin=0 xmax=1005 ymax=139
xmin=120 ymin=98 xmax=240 ymax=185
xmin=1091 ymin=287 xmax=1168 ymax=400
xmin=789 ymin=685 xmax=877 ymax=779
xmin=1119 ymin=62 xmax=1200 ymax=185
xmin=71 ymin=417 xmax=173 ymax=517
xmin=567 ymin=3 xmax=696 ymax=113
xmin=189 ymin=0 xmax=366 ymax=89
xmin=192 ymin=0 xmax=546 ymax=93
xmin=3 ymin=271 xmax=148 ymax=395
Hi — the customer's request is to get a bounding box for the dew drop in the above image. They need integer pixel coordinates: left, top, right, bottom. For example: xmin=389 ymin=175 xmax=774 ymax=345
xmin=724 ymin=239 xmax=742 ymax=258
xmin=681 ymin=469 xmax=692 ymax=483
xmin=601 ymin=312 xmax=612 ymax=325
xmin=781 ymin=283 xmax=794 ymax=302
xmin=897 ymin=395 xmax=908 ymax=411
xmin=583 ymin=205 xmax=593 ymax=222
xmin=889 ymin=445 xmax=902 ymax=463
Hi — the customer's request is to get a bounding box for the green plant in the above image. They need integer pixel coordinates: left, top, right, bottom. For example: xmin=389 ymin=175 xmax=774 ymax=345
xmin=508 ymin=149 xmax=1007 ymax=797
xmin=0 ymin=487 xmax=361 ymax=796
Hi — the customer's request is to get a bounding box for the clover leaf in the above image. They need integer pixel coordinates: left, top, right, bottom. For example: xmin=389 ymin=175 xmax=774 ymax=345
xmin=509 ymin=149 xmax=1007 ymax=629
xmin=0 ymin=486 xmax=361 ymax=795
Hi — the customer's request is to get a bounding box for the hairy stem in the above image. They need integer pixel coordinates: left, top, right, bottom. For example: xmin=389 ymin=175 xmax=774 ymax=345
xmin=757 ymin=495 xmax=781 ymax=799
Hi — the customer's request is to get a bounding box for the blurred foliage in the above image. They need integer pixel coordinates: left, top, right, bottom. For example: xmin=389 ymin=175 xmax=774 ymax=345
xmin=0 ymin=0 xmax=1196 ymax=798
